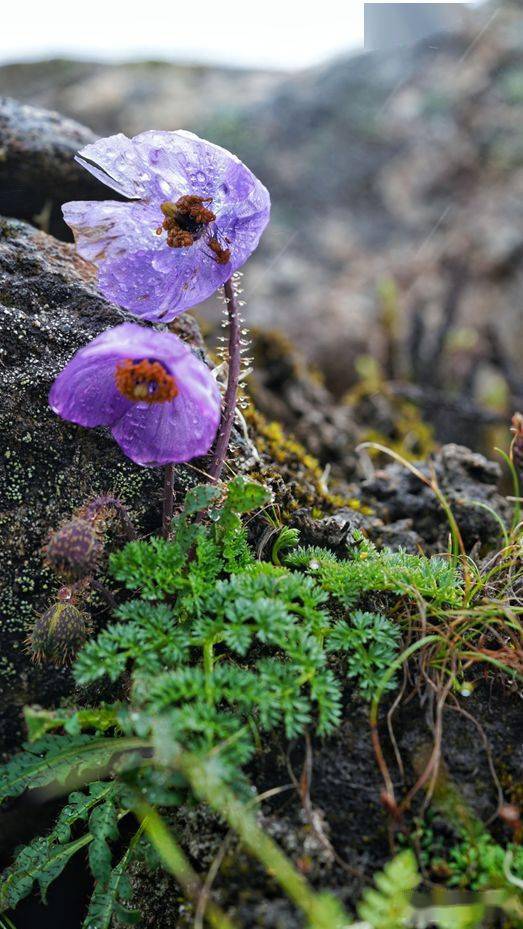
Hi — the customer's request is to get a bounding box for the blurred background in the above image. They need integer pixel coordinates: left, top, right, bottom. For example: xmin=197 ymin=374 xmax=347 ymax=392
xmin=1 ymin=0 xmax=522 ymax=454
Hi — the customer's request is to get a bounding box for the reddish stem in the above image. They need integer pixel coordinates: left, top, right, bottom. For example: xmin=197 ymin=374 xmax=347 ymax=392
xmin=208 ymin=277 xmax=242 ymax=483
xmin=162 ymin=463 xmax=175 ymax=538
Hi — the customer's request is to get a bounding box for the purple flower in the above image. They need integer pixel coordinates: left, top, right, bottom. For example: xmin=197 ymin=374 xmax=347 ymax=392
xmin=49 ymin=323 xmax=221 ymax=466
xmin=62 ymin=131 xmax=270 ymax=321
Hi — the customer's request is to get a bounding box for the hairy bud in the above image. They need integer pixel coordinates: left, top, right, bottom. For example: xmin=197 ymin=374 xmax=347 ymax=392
xmin=28 ymin=602 xmax=91 ymax=665
xmin=511 ymin=413 xmax=523 ymax=474
xmin=44 ymin=518 xmax=102 ymax=580
xmin=78 ymin=495 xmax=136 ymax=539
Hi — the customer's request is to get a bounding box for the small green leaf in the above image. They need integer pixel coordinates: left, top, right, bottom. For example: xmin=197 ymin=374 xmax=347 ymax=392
xmin=183 ymin=483 xmax=222 ymax=515
xmin=222 ymin=476 xmax=271 ymax=515
xmin=88 ymin=799 xmax=119 ymax=883
xmin=0 ymin=833 xmax=91 ymax=910
xmin=358 ymin=850 xmax=419 ymax=929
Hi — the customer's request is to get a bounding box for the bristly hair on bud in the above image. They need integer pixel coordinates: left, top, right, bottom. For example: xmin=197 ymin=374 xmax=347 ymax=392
xmin=27 ymin=602 xmax=92 ymax=665
xmin=510 ymin=413 xmax=523 ymax=475
xmin=77 ymin=494 xmax=136 ymax=539
xmin=44 ymin=517 xmax=103 ymax=580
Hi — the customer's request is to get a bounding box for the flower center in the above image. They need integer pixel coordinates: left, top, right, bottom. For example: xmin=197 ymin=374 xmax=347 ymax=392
xmin=156 ymin=195 xmax=216 ymax=248
xmin=115 ymin=358 xmax=178 ymax=404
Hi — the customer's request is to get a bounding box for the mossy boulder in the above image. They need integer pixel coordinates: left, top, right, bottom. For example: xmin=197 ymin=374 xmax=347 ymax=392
xmin=0 ymin=216 xmax=210 ymax=750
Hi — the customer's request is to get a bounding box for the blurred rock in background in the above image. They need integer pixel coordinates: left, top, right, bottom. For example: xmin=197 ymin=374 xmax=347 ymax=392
xmin=1 ymin=0 xmax=521 ymax=449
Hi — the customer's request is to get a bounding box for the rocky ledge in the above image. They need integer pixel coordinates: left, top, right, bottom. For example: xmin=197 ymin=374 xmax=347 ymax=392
xmin=0 ymin=211 xmax=510 ymax=754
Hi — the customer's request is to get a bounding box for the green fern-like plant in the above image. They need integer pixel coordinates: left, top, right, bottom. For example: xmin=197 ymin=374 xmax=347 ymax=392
xmin=287 ymin=531 xmax=462 ymax=607
xmin=4 ymin=478 xmax=465 ymax=929
xmin=357 ymin=850 xmax=420 ymax=929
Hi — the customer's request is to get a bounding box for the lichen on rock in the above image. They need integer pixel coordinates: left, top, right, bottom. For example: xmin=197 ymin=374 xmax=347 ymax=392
xmin=0 ymin=216 xmax=208 ymax=748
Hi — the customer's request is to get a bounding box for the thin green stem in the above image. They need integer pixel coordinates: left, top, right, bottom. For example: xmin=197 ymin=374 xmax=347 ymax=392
xmin=133 ymin=798 xmax=238 ymax=929
xmin=462 ymin=499 xmax=510 ymax=550
xmin=203 ymin=640 xmax=215 ymax=706
xmin=496 ymin=447 xmax=521 ymax=529
xmin=460 ymin=651 xmax=523 ymax=683
xmin=176 ymin=751 xmax=349 ymax=929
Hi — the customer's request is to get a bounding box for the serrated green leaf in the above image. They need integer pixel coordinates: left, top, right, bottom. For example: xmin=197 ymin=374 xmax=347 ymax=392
xmin=83 ymin=833 xmax=142 ymax=929
xmin=0 ymin=833 xmax=91 ymax=910
xmin=357 ymin=850 xmax=419 ymax=929
xmin=0 ymin=735 xmax=143 ymax=802
xmin=182 ymin=483 xmax=222 ymax=515
xmin=88 ymin=799 xmax=119 ymax=883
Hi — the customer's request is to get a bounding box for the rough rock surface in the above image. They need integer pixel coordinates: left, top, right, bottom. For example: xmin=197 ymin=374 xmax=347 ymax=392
xmin=360 ymin=442 xmax=510 ymax=550
xmin=0 ymin=97 xmax=113 ymax=239
xmin=0 ymin=216 xmax=212 ymax=751
xmin=246 ymin=328 xmax=510 ymax=553
xmin=0 ymin=211 xmax=511 ymax=757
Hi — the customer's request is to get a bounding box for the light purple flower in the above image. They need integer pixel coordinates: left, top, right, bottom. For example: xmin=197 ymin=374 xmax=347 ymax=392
xmin=62 ymin=130 xmax=270 ymax=321
xmin=49 ymin=323 xmax=221 ymax=466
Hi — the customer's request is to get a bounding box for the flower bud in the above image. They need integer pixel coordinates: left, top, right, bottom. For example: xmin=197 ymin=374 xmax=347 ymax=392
xmin=511 ymin=413 xmax=523 ymax=475
xmin=28 ymin=602 xmax=91 ymax=665
xmin=79 ymin=494 xmax=121 ymax=522
xmin=78 ymin=495 xmax=136 ymax=539
xmin=44 ymin=518 xmax=102 ymax=580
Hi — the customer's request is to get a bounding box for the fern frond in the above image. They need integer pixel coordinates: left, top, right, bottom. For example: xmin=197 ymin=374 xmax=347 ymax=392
xmin=0 ymin=735 xmax=137 ymax=801
xmin=88 ymin=797 xmax=120 ymax=883
xmin=0 ymin=834 xmax=92 ymax=911
xmin=357 ymin=850 xmax=420 ymax=929
xmin=0 ymin=783 xmax=115 ymax=911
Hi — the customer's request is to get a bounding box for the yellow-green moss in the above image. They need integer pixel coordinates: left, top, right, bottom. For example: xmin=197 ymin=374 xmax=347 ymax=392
xmin=246 ymin=407 xmax=372 ymax=517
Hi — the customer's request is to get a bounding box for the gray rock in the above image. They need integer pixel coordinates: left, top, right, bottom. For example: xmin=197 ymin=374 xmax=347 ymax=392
xmin=360 ymin=443 xmax=509 ymax=549
xmin=0 ymin=97 xmax=113 ymax=239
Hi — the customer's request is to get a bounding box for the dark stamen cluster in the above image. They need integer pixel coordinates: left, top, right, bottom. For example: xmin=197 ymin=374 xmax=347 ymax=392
xmin=115 ymin=358 xmax=178 ymax=404
xmin=208 ymin=236 xmax=231 ymax=265
xmin=157 ymin=195 xmax=216 ymax=248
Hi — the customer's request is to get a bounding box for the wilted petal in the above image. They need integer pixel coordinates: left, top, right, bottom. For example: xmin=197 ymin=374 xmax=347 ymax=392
xmin=126 ymin=130 xmax=245 ymax=202
xmin=66 ymin=130 xmax=270 ymax=318
xmin=97 ymin=239 xmax=230 ymax=321
xmin=62 ymin=199 xmax=162 ymax=265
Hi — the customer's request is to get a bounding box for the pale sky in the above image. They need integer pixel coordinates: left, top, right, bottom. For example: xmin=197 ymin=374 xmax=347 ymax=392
xmin=0 ymin=0 xmax=480 ymax=70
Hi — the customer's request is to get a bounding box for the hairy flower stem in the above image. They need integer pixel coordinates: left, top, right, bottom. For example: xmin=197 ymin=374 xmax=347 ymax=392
xmin=162 ymin=463 xmax=175 ymax=539
xmin=208 ymin=278 xmax=241 ymax=482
